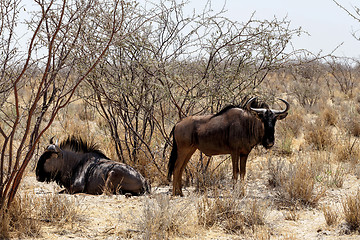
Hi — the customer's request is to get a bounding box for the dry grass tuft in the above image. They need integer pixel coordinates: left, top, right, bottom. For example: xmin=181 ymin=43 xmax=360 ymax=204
xmin=304 ymin=119 xmax=334 ymax=150
xmin=194 ymin=158 xmax=230 ymax=194
xmin=0 ymin=194 xmax=41 ymax=239
xmin=334 ymin=138 xmax=359 ymax=164
xmin=267 ymin=157 xmax=325 ymax=207
xmin=319 ymin=106 xmax=338 ymax=126
xmin=280 ymin=111 xmax=304 ymax=138
xmin=139 ymin=194 xmax=196 ymax=239
xmin=342 ymin=189 xmax=360 ymax=232
xmin=283 ymin=205 xmax=299 ymax=221
xmin=322 ymin=204 xmax=339 ymax=226
xmin=38 ymin=193 xmax=82 ymax=226
xmin=197 ymin=191 xmax=267 ymax=234
xmin=348 ymin=118 xmax=360 ymax=137
xmin=324 ymin=164 xmax=345 ymax=188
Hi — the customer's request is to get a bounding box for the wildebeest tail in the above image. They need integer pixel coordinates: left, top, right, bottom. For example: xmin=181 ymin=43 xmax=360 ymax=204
xmin=167 ymin=127 xmax=177 ymax=181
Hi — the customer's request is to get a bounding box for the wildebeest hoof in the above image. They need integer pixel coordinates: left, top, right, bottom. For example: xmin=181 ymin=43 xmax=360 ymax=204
xmin=125 ymin=193 xmax=132 ymax=198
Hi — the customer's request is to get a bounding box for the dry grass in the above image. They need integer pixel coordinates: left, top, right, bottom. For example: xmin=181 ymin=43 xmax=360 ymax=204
xmin=323 ymin=164 xmax=345 ymax=188
xmin=322 ymin=204 xmax=339 ymax=226
xmin=138 ymin=194 xmax=196 ymax=239
xmin=37 ymin=193 xmax=83 ymax=228
xmin=348 ymin=118 xmax=360 ymax=137
xmin=279 ymin=110 xmax=304 ymax=138
xmin=0 ymin=193 xmax=41 ymax=239
xmin=284 ymin=206 xmax=299 ymax=221
xmin=267 ymin=156 xmax=325 ymax=207
xmin=0 ymin=192 xmax=83 ymax=239
xmin=197 ymin=190 xmax=267 ymax=234
xmin=304 ymin=119 xmax=334 ymax=150
xmin=342 ymin=189 xmax=360 ymax=232
xmin=334 ymin=137 xmax=359 ymax=164
xmin=194 ymin=157 xmax=230 ymax=194
xmin=319 ymin=106 xmax=338 ymax=126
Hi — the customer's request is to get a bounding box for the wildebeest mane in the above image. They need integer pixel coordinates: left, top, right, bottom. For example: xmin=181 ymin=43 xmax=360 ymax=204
xmin=211 ymin=98 xmax=269 ymax=118
xmin=60 ymin=136 xmax=109 ymax=159
xmin=212 ymin=105 xmax=238 ymax=118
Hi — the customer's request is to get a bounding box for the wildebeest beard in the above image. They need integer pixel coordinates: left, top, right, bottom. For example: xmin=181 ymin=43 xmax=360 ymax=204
xmin=36 ymin=151 xmax=63 ymax=185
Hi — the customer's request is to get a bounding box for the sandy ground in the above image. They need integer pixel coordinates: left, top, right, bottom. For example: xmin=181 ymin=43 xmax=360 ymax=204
xmin=18 ymin=155 xmax=360 ymax=240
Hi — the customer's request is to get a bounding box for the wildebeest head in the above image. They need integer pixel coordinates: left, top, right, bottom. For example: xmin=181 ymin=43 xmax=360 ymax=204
xmin=36 ymin=137 xmax=64 ymax=183
xmin=245 ymin=97 xmax=289 ymax=149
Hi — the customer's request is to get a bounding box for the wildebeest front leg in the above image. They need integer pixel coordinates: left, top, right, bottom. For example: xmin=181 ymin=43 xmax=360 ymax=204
xmin=105 ymin=170 xmax=117 ymax=194
xmin=231 ymin=153 xmax=240 ymax=181
xmin=239 ymin=154 xmax=249 ymax=180
xmin=172 ymin=149 xmax=195 ymax=196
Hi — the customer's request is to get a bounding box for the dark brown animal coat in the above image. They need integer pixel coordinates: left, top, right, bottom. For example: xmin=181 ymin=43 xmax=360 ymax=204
xmin=168 ymin=97 xmax=289 ymax=196
xmin=36 ymin=136 xmax=150 ymax=195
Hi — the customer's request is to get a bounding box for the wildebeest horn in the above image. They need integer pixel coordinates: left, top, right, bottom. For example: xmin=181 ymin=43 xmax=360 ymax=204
xmin=245 ymin=97 xmax=267 ymax=114
xmin=272 ymin=98 xmax=290 ymax=119
xmin=46 ymin=143 xmax=62 ymax=154
xmin=50 ymin=136 xmax=59 ymax=145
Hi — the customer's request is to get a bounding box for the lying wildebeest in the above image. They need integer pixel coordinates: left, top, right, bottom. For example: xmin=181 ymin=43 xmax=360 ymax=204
xmin=168 ymin=97 xmax=289 ymax=196
xmin=36 ymin=136 xmax=150 ymax=195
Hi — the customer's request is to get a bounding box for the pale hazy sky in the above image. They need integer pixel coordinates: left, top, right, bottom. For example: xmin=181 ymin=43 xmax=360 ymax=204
xmin=186 ymin=0 xmax=359 ymax=58
xmin=17 ymin=0 xmax=360 ymax=58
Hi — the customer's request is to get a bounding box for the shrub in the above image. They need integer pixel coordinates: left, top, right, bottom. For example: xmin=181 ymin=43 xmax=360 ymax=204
xmin=268 ymin=157 xmax=325 ymax=207
xmin=348 ymin=118 xmax=360 ymax=137
xmin=197 ymin=191 xmax=266 ymax=234
xmin=334 ymin=138 xmax=359 ymax=164
xmin=194 ymin=157 xmax=230 ymax=194
xmin=319 ymin=106 xmax=338 ymax=126
xmin=139 ymin=194 xmax=196 ymax=239
xmin=305 ymin=119 xmax=333 ymax=150
xmin=0 ymin=194 xmax=41 ymax=239
xmin=323 ymin=205 xmax=339 ymax=226
xmin=38 ymin=193 xmax=82 ymax=226
xmin=280 ymin=111 xmax=304 ymax=138
xmin=342 ymin=190 xmax=360 ymax=232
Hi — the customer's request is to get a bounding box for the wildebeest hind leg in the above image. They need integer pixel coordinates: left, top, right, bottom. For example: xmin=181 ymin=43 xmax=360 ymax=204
xmin=239 ymin=154 xmax=248 ymax=181
xmin=231 ymin=153 xmax=240 ymax=181
xmin=172 ymin=149 xmax=195 ymax=196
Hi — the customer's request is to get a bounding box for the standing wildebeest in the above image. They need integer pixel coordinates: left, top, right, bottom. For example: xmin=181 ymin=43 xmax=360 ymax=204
xmin=36 ymin=136 xmax=150 ymax=195
xmin=168 ymin=97 xmax=289 ymax=196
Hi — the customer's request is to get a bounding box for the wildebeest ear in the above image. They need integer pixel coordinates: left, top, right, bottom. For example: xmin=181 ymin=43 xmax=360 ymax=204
xmin=276 ymin=112 xmax=288 ymax=120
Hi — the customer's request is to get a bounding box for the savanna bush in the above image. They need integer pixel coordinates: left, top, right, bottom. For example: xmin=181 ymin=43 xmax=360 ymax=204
xmin=139 ymin=194 xmax=196 ymax=239
xmin=323 ymin=205 xmax=339 ymax=226
xmin=280 ymin=110 xmax=304 ymax=138
xmin=0 ymin=194 xmax=41 ymax=239
xmin=319 ymin=106 xmax=338 ymax=126
xmin=343 ymin=189 xmax=360 ymax=232
xmin=194 ymin=157 xmax=230 ymax=194
xmin=305 ymin=118 xmax=334 ymax=150
xmin=334 ymin=137 xmax=359 ymax=164
xmin=267 ymin=156 xmax=325 ymax=207
xmin=38 ymin=193 xmax=82 ymax=226
xmin=197 ymin=193 xmax=266 ymax=234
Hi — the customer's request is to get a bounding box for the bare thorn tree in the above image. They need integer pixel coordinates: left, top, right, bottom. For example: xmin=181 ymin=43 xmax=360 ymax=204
xmin=0 ymin=0 xmax=122 ymax=209
xmin=80 ymin=0 xmax=304 ymax=182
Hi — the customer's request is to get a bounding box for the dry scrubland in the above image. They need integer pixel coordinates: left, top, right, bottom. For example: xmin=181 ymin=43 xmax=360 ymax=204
xmin=1 ymin=65 xmax=360 ymax=240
